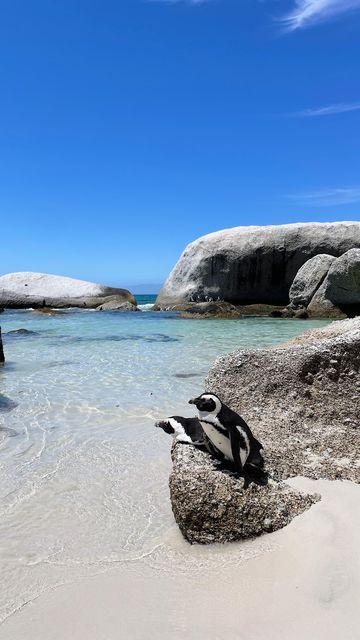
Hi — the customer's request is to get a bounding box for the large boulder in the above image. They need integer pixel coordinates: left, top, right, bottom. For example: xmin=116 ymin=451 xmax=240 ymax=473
xmin=306 ymin=249 xmax=360 ymax=318
xmin=0 ymin=272 xmax=136 ymax=309
xmin=170 ymin=443 xmax=319 ymax=544
xmin=156 ymin=222 xmax=360 ymax=308
xmin=206 ymin=317 xmax=360 ymax=483
xmin=325 ymin=248 xmax=360 ymax=305
xmin=306 ymin=281 xmax=346 ymax=319
xmin=288 ymin=254 xmax=336 ymax=308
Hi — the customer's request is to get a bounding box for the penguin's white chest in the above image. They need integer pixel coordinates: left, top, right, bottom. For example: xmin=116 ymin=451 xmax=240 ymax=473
xmin=200 ymin=422 xmax=233 ymax=461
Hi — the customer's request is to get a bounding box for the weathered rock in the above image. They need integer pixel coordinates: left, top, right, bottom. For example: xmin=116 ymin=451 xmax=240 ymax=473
xmin=294 ymin=308 xmax=308 ymax=319
xmin=156 ymin=222 xmax=360 ymax=307
xmin=307 ymin=282 xmax=346 ymax=319
xmin=304 ymin=249 xmax=360 ymax=318
xmin=289 ymin=254 xmax=336 ymax=308
xmin=95 ymin=299 xmax=139 ymax=312
xmin=170 ymin=444 xmax=319 ymax=544
xmin=31 ymin=307 xmax=66 ymax=316
xmin=0 ymin=327 xmax=4 ymax=365
xmin=0 ymin=272 xmax=136 ymax=309
xmin=154 ymin=301 xmax=288 ymax=318
xmin=178 ymin=301 xmax=242 ymax=318
xmin=206 ymin=317 xmax=360 ymax=483
xmin=5 ymin=329 xmax=39 ymax=336
xmin=325 ymin=248 xmax=360 ymax=306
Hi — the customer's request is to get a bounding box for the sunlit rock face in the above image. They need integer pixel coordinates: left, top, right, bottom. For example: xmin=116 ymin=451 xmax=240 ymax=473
xmin=207 ymin=317 xmax=360 ymax=484
xmin=156 ymin=222 xmax=360 ymax=308
xmin=289 ymin=254 xmax=336 ymax=309
xmin=0 ymin=272 xmax=136 ymax=309
xmin=288 ymin=249 xmax=360 ymax=318
xmin=170 ymin=444 xmax=319 ymax=544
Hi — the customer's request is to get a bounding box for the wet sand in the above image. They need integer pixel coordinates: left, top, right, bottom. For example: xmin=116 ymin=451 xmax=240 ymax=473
xmin=1 ymin=477 xmax=359 ymax=640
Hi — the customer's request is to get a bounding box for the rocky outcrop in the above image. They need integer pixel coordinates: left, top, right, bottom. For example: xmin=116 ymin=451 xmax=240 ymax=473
xmin=306 ymin=282 xmax=346 ymax=319
xmin=154 ymin=301 xmax=285 ymax=318
xmin=156 ymin=222 xmax=360 ymax=308
xmin=0 ymin=272 xmax=136 ymax=309
xmin=288 ymin=254 xmax=336 ymax=308
xmin=179 ymin=301 xmax=242 ymax=318
xmin=288 ymin=249 xmax=360 ymax=318
xmin=170 ymin=444 xmax=319 ymax=544
xmin=206 ymin=317 xmax=360 ymax=483
xmin=325 ymin=248 xmax=360 ymax=306
xmin=95 ymin=299 xmax=139 ymax=312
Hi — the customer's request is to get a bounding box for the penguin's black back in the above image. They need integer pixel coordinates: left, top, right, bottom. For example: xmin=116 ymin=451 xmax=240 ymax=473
xmin=218 ymin=403 xmax=264 ymax=460
xmin=170 ymin=416 xmax=205 ymax=443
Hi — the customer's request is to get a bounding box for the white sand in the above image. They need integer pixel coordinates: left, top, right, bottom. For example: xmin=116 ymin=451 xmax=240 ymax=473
xmin=1 ymin=477 xmax=359 ymax=640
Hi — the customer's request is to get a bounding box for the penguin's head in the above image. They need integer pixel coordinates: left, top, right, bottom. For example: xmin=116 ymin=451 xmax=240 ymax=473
xmin=189 ymin=393 xmax=222 ymax=415
xmin=155 ymin=420 xmax=176 ymax=435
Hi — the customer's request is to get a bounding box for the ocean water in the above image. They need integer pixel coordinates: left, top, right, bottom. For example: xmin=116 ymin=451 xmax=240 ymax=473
xmin=0 ymin=307 xmax=330 ymax=624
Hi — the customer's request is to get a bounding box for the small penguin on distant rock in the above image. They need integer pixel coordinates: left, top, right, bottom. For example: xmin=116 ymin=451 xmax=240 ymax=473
xmin=189 ymin=392 xmax=268 ymax=487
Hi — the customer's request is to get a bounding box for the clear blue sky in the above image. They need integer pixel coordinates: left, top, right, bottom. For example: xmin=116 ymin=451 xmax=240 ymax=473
xmin=1 ymin=0 xmax=359 ymax=290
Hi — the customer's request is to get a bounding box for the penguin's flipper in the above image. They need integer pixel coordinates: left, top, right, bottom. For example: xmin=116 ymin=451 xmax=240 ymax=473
xmin=229 ymin=428 xmax=243 ymax=474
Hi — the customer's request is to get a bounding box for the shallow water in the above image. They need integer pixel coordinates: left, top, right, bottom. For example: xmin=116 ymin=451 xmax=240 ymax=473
xmin=0 ymin=308 xmax=329 ymax=623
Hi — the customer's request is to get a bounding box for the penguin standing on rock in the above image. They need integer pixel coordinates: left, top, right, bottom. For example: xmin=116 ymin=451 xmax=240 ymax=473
xmin=189 ymin=393 xmax=268 ymax=486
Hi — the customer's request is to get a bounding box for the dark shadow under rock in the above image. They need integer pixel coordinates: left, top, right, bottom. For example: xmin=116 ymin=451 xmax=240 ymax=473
xmin=170 ymin=444 xmax=319 ymax=544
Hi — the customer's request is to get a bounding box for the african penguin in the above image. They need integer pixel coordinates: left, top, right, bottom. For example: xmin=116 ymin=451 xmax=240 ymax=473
xmin=155 ymin=416 xmax=208 ymax=448
xmin=189 ymin=393 xmax=267 ymax=486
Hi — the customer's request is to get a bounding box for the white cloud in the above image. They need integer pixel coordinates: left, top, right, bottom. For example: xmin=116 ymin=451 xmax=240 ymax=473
xmin=293 ymin=103 xmax=360 ymax=117
xmin=287 ymin=187 xmax=360 ymax=206
xmin=280 ymin=0 xmax=360 ymax=31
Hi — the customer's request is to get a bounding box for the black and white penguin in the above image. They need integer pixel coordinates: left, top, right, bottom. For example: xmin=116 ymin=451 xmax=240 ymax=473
xmin=155 ymin=416 xmax=208 ymax=447
xmin=189 ymin=392 xmax=267 ymax=485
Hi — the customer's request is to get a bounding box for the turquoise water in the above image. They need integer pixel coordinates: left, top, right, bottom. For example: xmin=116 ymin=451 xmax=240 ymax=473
xmin=136 ymin=294 xmax=157 ymax=307
xmin=0 ymin=308 xmax=329 ymax=623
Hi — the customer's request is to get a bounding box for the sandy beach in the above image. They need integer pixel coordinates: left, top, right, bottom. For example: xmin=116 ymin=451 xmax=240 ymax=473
xmin=1 ymin=477 xmax=359 ymax=640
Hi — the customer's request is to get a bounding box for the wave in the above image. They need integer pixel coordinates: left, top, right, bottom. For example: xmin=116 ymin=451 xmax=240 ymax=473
xmin=138 ymin=304 xmax=154 ymax=312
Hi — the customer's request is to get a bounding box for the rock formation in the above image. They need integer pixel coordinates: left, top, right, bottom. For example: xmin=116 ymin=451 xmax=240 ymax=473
xmin=288 ymin=248 xmax=360 ymax=318
xmin=0 ymin=272 xmax=136 ymax=309
xmin=156 ymin=222 xmax=360 ymax=308
xmin=95 ymin=299 xmax=139 ymax=312
xmin=288 ymin=254 xmax=336 ymax=308
xmin=169 ymin=317 xmax=360 ymax=543
xmin=206 ymin=317 xmax=360 ymax=483
xmin=170 ymin=444 xmax=319 ymax=544
xmin=325 ymin=248 xmax=360 ymax=306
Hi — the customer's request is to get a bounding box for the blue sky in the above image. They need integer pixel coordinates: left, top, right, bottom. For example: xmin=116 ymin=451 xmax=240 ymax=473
xmin=0 ymin=0 xmax=359 ymax=290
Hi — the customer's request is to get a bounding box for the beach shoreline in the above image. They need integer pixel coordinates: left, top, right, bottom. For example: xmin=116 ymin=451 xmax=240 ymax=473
xmin=1 ymin=476 xmax=359 ymax=640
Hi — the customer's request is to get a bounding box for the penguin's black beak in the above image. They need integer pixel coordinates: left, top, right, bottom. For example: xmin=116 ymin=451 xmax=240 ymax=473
xmin=189 ymin=397 xmax=198 ymax=405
